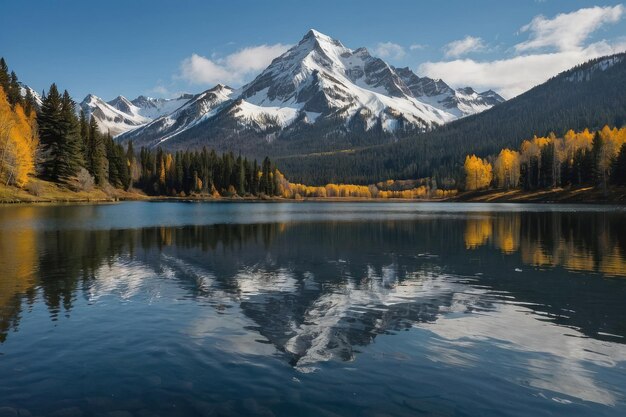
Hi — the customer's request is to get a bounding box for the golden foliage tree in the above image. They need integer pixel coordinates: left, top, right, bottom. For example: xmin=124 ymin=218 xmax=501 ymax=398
xmin=494 ymin=149 xmax=520 ymax=189
xmin=464 ymin=155 xmax=493 ymax=190
xmin=0 ymin=87 xmax=38 ymax=187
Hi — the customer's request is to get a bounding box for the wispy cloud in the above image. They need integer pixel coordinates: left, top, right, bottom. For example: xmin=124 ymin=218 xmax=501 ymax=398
xmin=409 ymin=44 xmax=427 ymax=51
xmin=178 ymin=43 xmax=291 ymax=86
xmin=516 ymin=5 xmax=624 ymax=52
xmin=419 ymin=5 xmax=626 ymax=98
xmin=373 ymin=42 xmax=406 ymax=60
xmin=444 ymin=36 xmax=486 ymax=58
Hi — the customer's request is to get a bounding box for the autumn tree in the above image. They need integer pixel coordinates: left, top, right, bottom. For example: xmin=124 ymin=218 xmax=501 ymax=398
xmin=0 ymin=87 xmax=38 ymax=187
xmin=464 ymin=155 xmax=492 ymax=190
xmin=493 ymin=149 xmax=520 ymax=189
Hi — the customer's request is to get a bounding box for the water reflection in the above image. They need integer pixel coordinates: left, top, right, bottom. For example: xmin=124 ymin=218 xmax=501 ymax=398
xmin=464 ymin=211 xmax=626 ymax=276
xmin=0 ymin=205 xmax=625 ymax=413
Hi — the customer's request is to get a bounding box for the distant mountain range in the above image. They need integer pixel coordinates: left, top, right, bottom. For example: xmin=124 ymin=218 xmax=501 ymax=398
xmin=73 ymin=29 xmax=503 ymax=151
xmin=78 ymin=94 xmax=194 ymax=137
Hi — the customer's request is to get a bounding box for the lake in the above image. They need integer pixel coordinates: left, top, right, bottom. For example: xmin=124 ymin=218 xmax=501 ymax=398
xmin=1 ymin=201 xmax=625 ymax=417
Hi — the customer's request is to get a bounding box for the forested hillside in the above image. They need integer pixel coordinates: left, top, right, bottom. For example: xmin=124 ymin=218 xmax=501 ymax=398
xmin=0 ymin=58 xmax=282 ymax=201
xmin=277 ymin=53 xmax=626 ymax=185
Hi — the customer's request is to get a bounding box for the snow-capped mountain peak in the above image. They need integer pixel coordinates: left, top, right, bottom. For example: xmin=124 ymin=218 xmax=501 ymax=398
xmin=19 ymin=83 xmax=43 ymax=108
xmin=80 ymin=93 xmax=150 ymax=136
xmin=118 ymin=29 xmax=504 ymax=149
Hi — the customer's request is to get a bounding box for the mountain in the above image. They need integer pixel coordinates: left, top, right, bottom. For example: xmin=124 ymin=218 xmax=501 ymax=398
xmin=79 ymin=94 xmax=151 ymax=136
xmin=120 ymin=85 xmax=234 ymax=147
xmin=276 ymin=52 xmax=626 ymax=185
xmin=18 ymin=83 xmax=43 ymax=108
xmin=118 ymin=29 xmax=502 ymax=153
xmin=393 ymin=67 xmax=502 ymax=117
xmin=130 ymin=94 xmax=194 ymax=119
xmin=78 ymin=93 xmax=194 ymax=137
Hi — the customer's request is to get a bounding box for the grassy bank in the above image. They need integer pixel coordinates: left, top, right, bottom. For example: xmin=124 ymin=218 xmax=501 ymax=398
xmin=2 ymin=179 xmax=625 ymax=205
xmin=0 ymin=178 xmax=148 ymax=204
xmin=454 ymin=186 xmax=626 ymax=204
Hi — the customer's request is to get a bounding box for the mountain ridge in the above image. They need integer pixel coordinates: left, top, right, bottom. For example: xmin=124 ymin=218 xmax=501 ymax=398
xmin=112 ymin=29 xmax=502 ymax=151
xmin=275 ymin=51 xmax=626 ymax=185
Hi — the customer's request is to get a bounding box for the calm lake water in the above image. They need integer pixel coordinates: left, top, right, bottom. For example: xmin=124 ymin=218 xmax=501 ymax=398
xmin=1 ymin=202 xmax=625 ymax=417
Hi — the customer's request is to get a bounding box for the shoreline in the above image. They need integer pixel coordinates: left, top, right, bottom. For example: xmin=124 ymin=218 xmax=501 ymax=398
xmin=2 ymin=183 xmax=625 ymax=205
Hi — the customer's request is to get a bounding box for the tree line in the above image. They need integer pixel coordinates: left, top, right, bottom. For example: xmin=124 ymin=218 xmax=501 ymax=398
xmin=137 ymin=147 xmax=280 ymax=197
xmin=464 ymin=126 xmax=626 ymax=191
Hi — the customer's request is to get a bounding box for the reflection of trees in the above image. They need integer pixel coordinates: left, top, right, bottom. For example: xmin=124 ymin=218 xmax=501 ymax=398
xmin=1 ymin=212 xmax=625 ymax=366
xmin=0 ymin=227 xmax=37 ymax=342
xmin=465 ymin=211 xmax=626 ymax=276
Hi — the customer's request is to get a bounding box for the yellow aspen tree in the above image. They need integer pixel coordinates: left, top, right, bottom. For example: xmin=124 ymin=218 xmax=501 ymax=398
xmin=464 ymin=155 xmax=493 ymax=190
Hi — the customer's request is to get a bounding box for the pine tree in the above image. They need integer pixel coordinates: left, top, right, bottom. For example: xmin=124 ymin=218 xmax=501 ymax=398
xmin=7 ymin=71 xmax=21 ymax=107
xmin=38 ymin=83 xmax=63 ymax=179
xmin=591 ymin=131 xmax=607 ymax=189
xmin=56 ymin=90 xmax=83 ymax=180
xmin=87 ymin=116 xmax=106 ymax=184
xmin=236 ymin=154 xmax=245 ymax=196
xmin=260 ymin=157 xmax=270 ymax=194
xmin=251 ymin=159 xmax=259 ymax=195
xmin=79 ymin=110 xmax=89 ymax=162
xmin=0 ymin=58 xmax=9 ymax=96
xmin=611 ymin=144 xmax=626 ymax=186
xmin=23 ymin=88 xmax=36 ymax=117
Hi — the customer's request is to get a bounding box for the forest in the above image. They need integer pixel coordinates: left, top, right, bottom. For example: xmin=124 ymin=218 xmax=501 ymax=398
xmin=463 ymin=126 xmax=626 ymax=192
xmin=1 ymin=54 xmax=626 ymax=202
xmin=276 ymin=54 xmax=626 ymax=187
xmin=0 ymin=58 xmax=282 ymax=199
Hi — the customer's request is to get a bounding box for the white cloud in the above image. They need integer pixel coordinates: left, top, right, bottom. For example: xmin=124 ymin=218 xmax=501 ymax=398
xmin=516 ymin=5 xmax=624 ymax=52
xmin=409 ymin=44 xmax=427 ymax=51
xmin=179 ymin=43 xmax=291 ymax=86
xmin=444 ymin=36 xmax=486 ymax=57
xmin=372 ymin=42 xmax=406 ymax=60
xmin=419 ymin=6 xmax=626 ymax=98
xmin=148 ymin=85 xmax=170 ymax=96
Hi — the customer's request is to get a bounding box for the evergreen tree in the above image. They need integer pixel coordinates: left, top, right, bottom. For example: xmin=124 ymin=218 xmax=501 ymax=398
xmin=0 ymin=58 xmax=9 ymax=95
xmin=260 ymin=157 xmax=270 ymax=195
xmin=236 ymin=154 xmax=245 ymax=196
xmin=175 ymin=151 xmax=184 ymax=193
xmin=38 ymin=83 xmax=63 ymax=179
xmin=7 ymin=71 xmax=21 ymax=107
xmin=539 ymin=143 xmax=555 ymax=188
xmin=56 ymin=90 xmax=84 ymax=180
xmin=611 ymin=144 xmax=626 ymax=186
xmin=591 ymin=131 xmax=607 ymax=188
xmin=87 ymin=117 xmax=106 ymax=184
xmin=251 ymin=159 xmax=259 ymax=195
xmin=79 ymin=110 xmax=89 ymax=162
xmin=23 ymin=88 xmax=36 ymax=117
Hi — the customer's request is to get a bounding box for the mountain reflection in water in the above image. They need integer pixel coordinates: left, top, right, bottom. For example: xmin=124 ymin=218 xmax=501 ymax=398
xmin=0 ymin=203 xmax=625 ymax=415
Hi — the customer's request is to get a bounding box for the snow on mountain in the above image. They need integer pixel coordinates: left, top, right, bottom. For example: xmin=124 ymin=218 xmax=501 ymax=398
xmin=120 ymin=84 xmax=234 ymax=147
xmin=130 ymin=94 xmax=194 ymax=119
xmin=235 ymin=29 xmax=456 ymax=133
xmin=79 ymin=94 xmax=151 ymax=137
xmin=119 ymin=29 xmax=504 ymax=148
xmin=394 ymin=67 xmax=504 ymax=117
xmin=565 ymin=55 xmax=625 ymax=83
xmin=19 ymin=84 xmax=43 ymax=107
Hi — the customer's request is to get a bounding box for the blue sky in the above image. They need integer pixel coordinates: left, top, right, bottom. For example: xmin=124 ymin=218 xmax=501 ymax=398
xmin=1 ymin=0 xmax=625 ymax=100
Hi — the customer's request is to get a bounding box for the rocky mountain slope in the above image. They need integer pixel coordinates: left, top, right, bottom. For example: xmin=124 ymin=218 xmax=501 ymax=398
xmin=116 ymin=29 xmax=503 ymax=152
xmin=276 ymin=52 xmax=626 ymax=184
